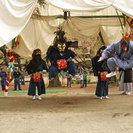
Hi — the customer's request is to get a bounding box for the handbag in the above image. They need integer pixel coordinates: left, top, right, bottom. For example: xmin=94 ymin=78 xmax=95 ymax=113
xmin=100 ymin=72 xmax=108 ymax=81
xmin=57 ymin=59 xmax=67 ymax=69
xmin=33 ymin=72 xmax=41 ymax=82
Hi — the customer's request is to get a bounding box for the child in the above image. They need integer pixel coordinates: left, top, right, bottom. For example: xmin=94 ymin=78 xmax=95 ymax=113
xmin=20 ymin=68 xmax=25 ymax=85
xmin=67 ymin=71 xmax=72 ymax=87
xmin=79 ymin=70 xmax=83 ymax=88
xmin=83 ymin=70 xmax=87 ymax=87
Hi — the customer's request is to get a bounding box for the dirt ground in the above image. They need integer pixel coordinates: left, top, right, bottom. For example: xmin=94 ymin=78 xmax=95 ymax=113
xmin=0 ymin=79 xmax=133 ymax=133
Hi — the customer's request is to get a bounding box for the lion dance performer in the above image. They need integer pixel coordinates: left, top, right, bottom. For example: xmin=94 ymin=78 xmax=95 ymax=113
xmin=26 ymin=49 xmax=48 ymax=100
xmin=46 ymin=27 xmax=78 ymax=81
xmin=98 ymin=32 xmax=133 ymax=95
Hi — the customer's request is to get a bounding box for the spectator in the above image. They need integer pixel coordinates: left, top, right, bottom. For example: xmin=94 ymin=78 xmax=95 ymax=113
xmin=13 ymin=67 xmax=21 ymax=91
xmin=20 ymin=68 xmax=25 ymax=85
xmin=83 ymin=70 xmax=87 ymax=87
xmin=0 ymin=67 xmax=7 ymax=91
xmin=79 ymin=70 xmax=84 ymax=88
xmin=67 ymin=70 xmax=72 ymax=87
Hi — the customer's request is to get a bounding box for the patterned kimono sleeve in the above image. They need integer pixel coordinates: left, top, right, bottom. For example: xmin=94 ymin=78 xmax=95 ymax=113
xmin=102 ymin=41 xmax=118 ymax=59
xmin=70 ymin=50 xmax=77 ymax=58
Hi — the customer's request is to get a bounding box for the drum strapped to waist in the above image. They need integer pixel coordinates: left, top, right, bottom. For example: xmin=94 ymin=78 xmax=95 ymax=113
xmin=57 ymin=59 xmax=67 ymax=69
xmin=32 ymin=72 xmax=42 ymax=83
xmin=100 ymin=72 xmax=108 ymax=81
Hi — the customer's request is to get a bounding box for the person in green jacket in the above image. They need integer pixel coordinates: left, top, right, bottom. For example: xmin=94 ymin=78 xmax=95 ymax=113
xmin=83 ymin=70 xmax=87 ymax=87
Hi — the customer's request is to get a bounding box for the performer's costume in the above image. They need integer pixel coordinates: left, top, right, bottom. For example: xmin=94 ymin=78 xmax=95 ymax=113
xmin=102 ymin=39 xmax=133 ymax=71
xmin=46 ymin=28 xmax=77 ymax=80
xmin=26 ymin=49 xmax=48 ymax=96
xmin=92 ymin=46 xmax=109 ymax=99
xmin=119 ymin=68 xmax=132 ymax=95
xmin=101 ymin=37 xmax=133 ymax=95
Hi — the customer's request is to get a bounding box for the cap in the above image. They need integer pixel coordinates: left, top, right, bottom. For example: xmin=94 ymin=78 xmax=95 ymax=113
xmin=14 ymin=67 xmax=18 ymax=70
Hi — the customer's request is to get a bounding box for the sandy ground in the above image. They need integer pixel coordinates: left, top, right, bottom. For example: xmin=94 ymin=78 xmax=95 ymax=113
xmin=0 ymin=79 xmax=133 ymax=133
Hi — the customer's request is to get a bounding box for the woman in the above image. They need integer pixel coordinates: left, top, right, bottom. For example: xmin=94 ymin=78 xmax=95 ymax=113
xmin=26 ymin=49 xmax=48 ymax=100
xmin=91 ymin=46 xmax=109 ymax=99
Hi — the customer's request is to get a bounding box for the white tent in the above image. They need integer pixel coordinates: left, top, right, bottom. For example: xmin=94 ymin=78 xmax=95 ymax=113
xmin=1 ymin=0 xmax=133 ymax=58
xmin=0 ymin=0 xmax=37 ymax=47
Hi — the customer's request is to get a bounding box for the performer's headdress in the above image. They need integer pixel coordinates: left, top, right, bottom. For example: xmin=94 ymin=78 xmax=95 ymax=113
xmin=32 ymin=49 xmax=41 ymax=59
xmin=96 ymin=46 xmax=106 ymax=56
xmin=54 ymin=27 xmax=67 ymax=52
xmin=121 ymin=30 xmax=132 ymax=46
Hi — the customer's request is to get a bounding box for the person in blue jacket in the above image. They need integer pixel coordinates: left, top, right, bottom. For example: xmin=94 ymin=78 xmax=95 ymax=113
xmin=13 ymin=67 xmax=21 ymax=91
xmin=0 ymin=67 xmax=7 ymax=91
xmin=26 ymin=49 xmax=48 ymax=100
xmin=98 ymin=34 xmax=133 ymax=78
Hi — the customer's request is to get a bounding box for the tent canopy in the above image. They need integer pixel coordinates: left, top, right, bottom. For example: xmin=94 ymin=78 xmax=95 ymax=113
xmin=0 ymin=0 xmax=37 ymax=47
xmin=2 ymin=0 xmax=133 ymax=58
xmin=47 ymin=0 xmax=133 ymax=18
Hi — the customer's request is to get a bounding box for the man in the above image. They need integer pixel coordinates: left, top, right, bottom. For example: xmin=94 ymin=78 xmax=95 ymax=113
xmin=0 ymin=67 xmax=7 ymax=91
xmin=98 ymin=33 xmax=133 ymax=78
xmin=13 ymin=67 xmax=21 ymax=91
xmin=46 ymin=28 xmax=78 ymax=81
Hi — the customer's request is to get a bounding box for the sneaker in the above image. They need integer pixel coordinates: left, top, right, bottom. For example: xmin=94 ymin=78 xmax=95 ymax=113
xmin=121 ymin=92 xmax=126 ymax=95
xmin=106 ymin=71 xmax=116 ymax=78
xmin=38 ymin=96 xmax=42 ymax=100
xmin=99 ymin=97 xmax=102 ymax=99
xmin=32 ymin=96 xmax=36 ymax=100
xmin=126 ymin=92 xmax=131 ymax=95
xmin=105 ymin=96 xmax=109 ymax=99
xmin=49 ymin=77 xmax=54 ymax=81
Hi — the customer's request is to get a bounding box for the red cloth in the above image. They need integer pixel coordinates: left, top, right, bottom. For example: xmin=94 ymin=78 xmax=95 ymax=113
xmin=33 ymin=73 xmax=41 ymax=82
xmin=57 ymin=59 xmax=67 ymax=69
xmin=100 ymin=72 xmax=108 ymax=81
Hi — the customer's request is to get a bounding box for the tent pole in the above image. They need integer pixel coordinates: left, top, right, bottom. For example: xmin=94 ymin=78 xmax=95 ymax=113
xmin=115 ymin=9 xmax=124 ymax=32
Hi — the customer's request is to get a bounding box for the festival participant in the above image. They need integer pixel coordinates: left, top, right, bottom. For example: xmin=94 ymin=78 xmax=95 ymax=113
xmin=13 ymin=67 xmax=21 ymax=91
xmin=66 ymin=70 xmax=72 ymax=87
xmin=0 ymin=67 xmax=7 ymax=91
xmin=46 ymin=28 xmax=78 ymax=81
xmin=119 ymin=68 xmax=132 ymax=95
xmin=79 ymin=69 xmax=84 ymax=88
xmin=20 ymin=68 xmax=25 ymax=85
xmin=98 ymin=32 xmax=133 ymax=78
xmin=83 ymin=70 xmax=87 ymax=87
xmin=92 ymin=46 xmax=109 ymax=99
xmin=26 ymin=49 xmax=48 ymax=100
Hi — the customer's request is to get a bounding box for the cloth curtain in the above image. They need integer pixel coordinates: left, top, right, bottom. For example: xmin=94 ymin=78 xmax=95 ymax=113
xmin=0 ymin=0 xmax=37 ymax=47
xmin=7 ymin=16 xmax=123 ymax=58
xmin=47 ymin=0 xmax=133 ymax=18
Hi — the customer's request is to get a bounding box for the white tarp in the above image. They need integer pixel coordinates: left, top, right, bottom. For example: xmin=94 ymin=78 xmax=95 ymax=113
xmin=0 ymin=0 xmax=37 ymax=47
xmin=8 ymin=16 xmax=123 ymax=58
xmin=5 ymin=0 xmax=129 ymax=58
xmin=47 ymin=0 xmax=133 ymax=18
